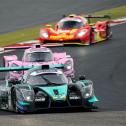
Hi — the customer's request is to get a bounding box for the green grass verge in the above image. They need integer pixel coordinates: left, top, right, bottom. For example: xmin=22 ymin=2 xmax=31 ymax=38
xmin=0 ymin=5 xmax=126 ymax=47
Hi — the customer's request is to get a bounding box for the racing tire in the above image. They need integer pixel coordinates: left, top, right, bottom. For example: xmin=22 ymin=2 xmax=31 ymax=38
xmin=11 ymin=89 xmax=27 ymax=114
xmin=11 ymin=89 xmax=18 ymax=113
xmin=106 ymin=25 xmax=112 ymax=39
xmin=89 ymin=28 xmax=93 ymax=45
xmin=11 ymin=88 xmax=24 ymax=113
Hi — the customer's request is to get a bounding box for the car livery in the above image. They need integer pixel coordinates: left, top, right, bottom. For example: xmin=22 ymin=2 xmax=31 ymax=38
xmin=0 ymin=65 xmax=98 ymax=113
xmin=39 ymin=14 xmax=112 ymax=45
xmin=3 ymin=45 xmax=74 ymax=78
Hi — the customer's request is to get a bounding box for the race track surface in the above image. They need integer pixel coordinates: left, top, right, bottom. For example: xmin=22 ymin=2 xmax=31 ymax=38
xmin=0 ymin=0 xmax=126 ymax=33
xmin=0 ymin=23 xmax=126 ymax=126
xmin=0 ymin=0 xmax=126 ymax=126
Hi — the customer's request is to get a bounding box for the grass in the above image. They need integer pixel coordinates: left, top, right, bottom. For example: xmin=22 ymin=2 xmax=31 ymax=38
xmin=0 ymin=5 xmax=126 ymax=47
xmin=92 ymin=4 xmax=126 ymax=19
xmin=0 ymin=25 xmax=41 ymax=47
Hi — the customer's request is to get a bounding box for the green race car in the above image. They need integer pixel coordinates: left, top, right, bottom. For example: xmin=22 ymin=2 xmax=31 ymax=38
xmin=0 ymin=65 xmax=98 ymax=113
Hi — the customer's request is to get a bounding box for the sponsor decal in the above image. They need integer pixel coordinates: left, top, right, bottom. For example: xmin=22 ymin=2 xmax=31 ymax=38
xmin=35 ymin=96 xmax=46 ymax=102
xmin=50 ymin=35 xmax=74 ymax=40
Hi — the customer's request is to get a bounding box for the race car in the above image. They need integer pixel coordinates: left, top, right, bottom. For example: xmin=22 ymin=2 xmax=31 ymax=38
xmin=39 ymin=14 xmax=112 ymax=45
xmin=3 ymin=44 xmax=74 ymax=78
xmin=0 ymin=65 xmax=98 ymax=113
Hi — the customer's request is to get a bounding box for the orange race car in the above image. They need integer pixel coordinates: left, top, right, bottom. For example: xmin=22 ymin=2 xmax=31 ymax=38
xmin=39 ymin=14 xmax=112 ymax=45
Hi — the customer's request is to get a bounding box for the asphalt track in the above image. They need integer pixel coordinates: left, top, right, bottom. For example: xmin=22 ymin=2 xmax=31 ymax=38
xmin=0 ymin=0 xmax=126 ymax=33
xmin=0 ymin=23 xmax=126 ymax=126
xmin=0 ymin=0 xmax=126 ymax=126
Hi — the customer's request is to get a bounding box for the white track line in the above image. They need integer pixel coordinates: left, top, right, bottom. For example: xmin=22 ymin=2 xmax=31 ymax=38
xmin=110 ymin=17 xmax=126 ymax=26
xmin=0 ymin=48 xmax=4 ymax=54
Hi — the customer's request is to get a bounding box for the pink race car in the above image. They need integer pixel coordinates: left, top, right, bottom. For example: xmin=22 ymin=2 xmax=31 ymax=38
xmin=3 ymin=45 xmax=74 ymax=78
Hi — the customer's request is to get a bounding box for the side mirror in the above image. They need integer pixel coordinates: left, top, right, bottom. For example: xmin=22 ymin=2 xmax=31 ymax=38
xmin=72 ymin=78 xmax=76 ymax=83
xmin=79 ymin=75 xmax=86 ymax=81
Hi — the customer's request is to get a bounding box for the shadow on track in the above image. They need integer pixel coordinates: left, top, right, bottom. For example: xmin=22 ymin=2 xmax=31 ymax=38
xmin=0 ymin=107 xmax=98 ymax=116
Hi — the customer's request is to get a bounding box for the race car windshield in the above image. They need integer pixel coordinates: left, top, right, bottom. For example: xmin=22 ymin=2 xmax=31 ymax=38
xmin=27 ymin=73 xmax=68 ymax=85
xmin=26 ymin=52 xmax=52 ymax=62
xmin=59 ymin=20 xmax=84 ymax=29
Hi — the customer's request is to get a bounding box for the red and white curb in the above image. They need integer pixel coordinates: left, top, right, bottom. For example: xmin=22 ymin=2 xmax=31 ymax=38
xmin=0 ymin=48 xmax=4 ymax=53
xmin=110 ymin=17 xmax=126 ymax=26
xmin=0 ymin=17 xmax=126 ymax=54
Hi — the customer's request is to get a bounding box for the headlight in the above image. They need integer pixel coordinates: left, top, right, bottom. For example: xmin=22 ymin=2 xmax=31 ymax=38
xmin=77 ymin=29 xmax=87 ymax=37
xmin=25 ymin=96 xmax=31 ymax=101
xmin=21 ymin=89 xmax=34 ymax=102
xmin=83 ymin=84 xmax=93 ymax=99
xmin=40 ymin=31 xmax=49 ymax=38
xmin=64 ymin=61 xmax=72 ymax=70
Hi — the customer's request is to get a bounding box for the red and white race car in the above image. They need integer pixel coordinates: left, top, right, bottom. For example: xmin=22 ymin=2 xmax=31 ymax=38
xmin=39 ymin=14 xmax=112 ymax=45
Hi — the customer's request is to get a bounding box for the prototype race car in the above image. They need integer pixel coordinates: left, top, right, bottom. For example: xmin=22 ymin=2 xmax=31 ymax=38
xmin=39 ymin=14 xmax=112 ymax=45
xmin=0 ymin=65 xmax=98 ymax=113
xmin=3 ymin=44 xmax=74 ymax=78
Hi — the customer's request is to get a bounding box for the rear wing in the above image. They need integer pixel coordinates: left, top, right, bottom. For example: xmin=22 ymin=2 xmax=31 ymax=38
xmin=4 ymin=43 xmax=41 ymax=50
xmin=4 ymin=43 xmax=63 ymax=50
xmin=0 ymin=64 xmax=64 ymax=72
xmin=85 ymin=14 xmax=111 ymax=24
xmin=0 ymin=66 xmax=34 ymax=72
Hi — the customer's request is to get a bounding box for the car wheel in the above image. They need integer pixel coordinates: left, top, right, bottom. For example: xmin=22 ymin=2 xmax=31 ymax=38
xmin=106 ymin=25 xmax=112 ymax=39
xmin=89 ymin=28 xmax=93 ymax=45
xmin=11 ymin=89 xmax=26 ymax=114
xmin=11 ymin=88 xmax=18 ymax=112
xmin=11 ymin=88 xmax=23 ymax=113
